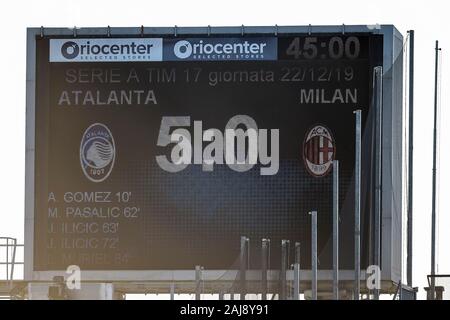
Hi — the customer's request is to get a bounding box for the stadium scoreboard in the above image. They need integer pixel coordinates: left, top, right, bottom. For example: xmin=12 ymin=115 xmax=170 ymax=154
xmin=25 ymin=26 xmax=403 ymax=284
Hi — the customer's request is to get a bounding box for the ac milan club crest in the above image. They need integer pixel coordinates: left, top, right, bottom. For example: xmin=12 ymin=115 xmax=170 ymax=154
xmin=303 ymin=125 xmax=336 ymax=177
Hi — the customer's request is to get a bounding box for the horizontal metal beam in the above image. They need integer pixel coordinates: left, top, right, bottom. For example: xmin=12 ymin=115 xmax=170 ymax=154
xmin=27 ymin=24 xmax=389 ymax=38
xmin=28 ymin=269 xmax=374 ymax=282
xmin=0 ymin=279 xmax=399 ymax=296
xmin=0 ymin=244 xmax=24 ymax=247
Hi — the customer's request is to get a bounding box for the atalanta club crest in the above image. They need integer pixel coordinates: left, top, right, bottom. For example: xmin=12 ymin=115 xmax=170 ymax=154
xmin=303 ymin=125 xmax=335 ymax=177
xmin=80 ymin=123 xmax=115 ymax=182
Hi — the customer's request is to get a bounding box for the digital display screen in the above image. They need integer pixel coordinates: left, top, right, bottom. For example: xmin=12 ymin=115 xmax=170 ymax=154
xmin=34 ymin=34 xmax=383 ymax=270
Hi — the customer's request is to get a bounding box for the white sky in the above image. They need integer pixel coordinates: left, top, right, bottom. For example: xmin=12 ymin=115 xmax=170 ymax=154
xmin=0 ymin=0 xmax=448 ymax=299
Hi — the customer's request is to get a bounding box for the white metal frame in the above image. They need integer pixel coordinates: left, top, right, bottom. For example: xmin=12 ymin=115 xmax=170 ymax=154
xmin=25 ymin=25 xmax=403 ymax=289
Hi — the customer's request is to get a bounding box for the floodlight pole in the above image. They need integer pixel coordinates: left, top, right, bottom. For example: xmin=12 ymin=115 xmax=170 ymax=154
xmin=431 ymin=40 xmax=441 ymax=300
xmin=310 ymin=210 xmax=318 ymax=300
xmin=354 ymin=110 xmax=362 ymax=300
xmin=333 ymin=160 xmax=339 ymax=300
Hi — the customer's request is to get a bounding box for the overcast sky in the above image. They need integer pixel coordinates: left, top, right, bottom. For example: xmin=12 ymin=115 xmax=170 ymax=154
xmin=0 ymin=0 xmax=448 ymax=299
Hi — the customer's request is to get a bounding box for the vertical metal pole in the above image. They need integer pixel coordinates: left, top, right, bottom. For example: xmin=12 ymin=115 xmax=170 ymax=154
xmin=294 ymin=242 xmax=300 ymax=300
xmin=310 ymin=211 xmax=318 ymax=300
xmin=261 ymin=239 xmax=268 ymax=300
xmin=293 ymin=263 xmax=300 ymax=300
xmin=431 ymin=40 xmax=440 ymax=300
xmin=10 ymin=239 xmax=17 ymax=289
xmin=219 ymin=291 xmax=224 ymax=300
xmin=333 ymin=160 xmax=339 ymax=300
xmin=170 ymin=283 xmax=175 ymax=300
xmin=6 ymin=240 xmax=9 ymax=282
xmin=295 ymin=242 xmax=301 ymax=266
xmin=195 ymin=265 xmax=202 ymax=300
xmin=11 ymin=239 xmax=17 ymax=281
xmin=407 ymin=29 xmax=414 ymax=289
xmin=240 ymin=236 xmax=247 ymax=300
xmin=374 ymin=66 xmax=383 ymax=300
xmin=354 ymin=110 xmax=362 ymax=300
xmin=280 ymin=240 xmax=288 ymax=300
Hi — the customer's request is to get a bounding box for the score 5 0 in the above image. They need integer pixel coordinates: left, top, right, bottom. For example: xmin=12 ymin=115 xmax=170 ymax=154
xmin=156 ymin=115 xmax=279 ymax=175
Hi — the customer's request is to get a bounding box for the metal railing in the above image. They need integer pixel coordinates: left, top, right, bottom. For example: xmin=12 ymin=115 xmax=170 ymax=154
xmin=0 ymin=237 xmax=23 ymax=289
xmin=427 ymin=274 xmax=450 ymax=300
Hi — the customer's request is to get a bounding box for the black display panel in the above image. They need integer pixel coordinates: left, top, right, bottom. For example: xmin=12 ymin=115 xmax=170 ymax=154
xmin=34 ymin=34 xmax=383 ymax=270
